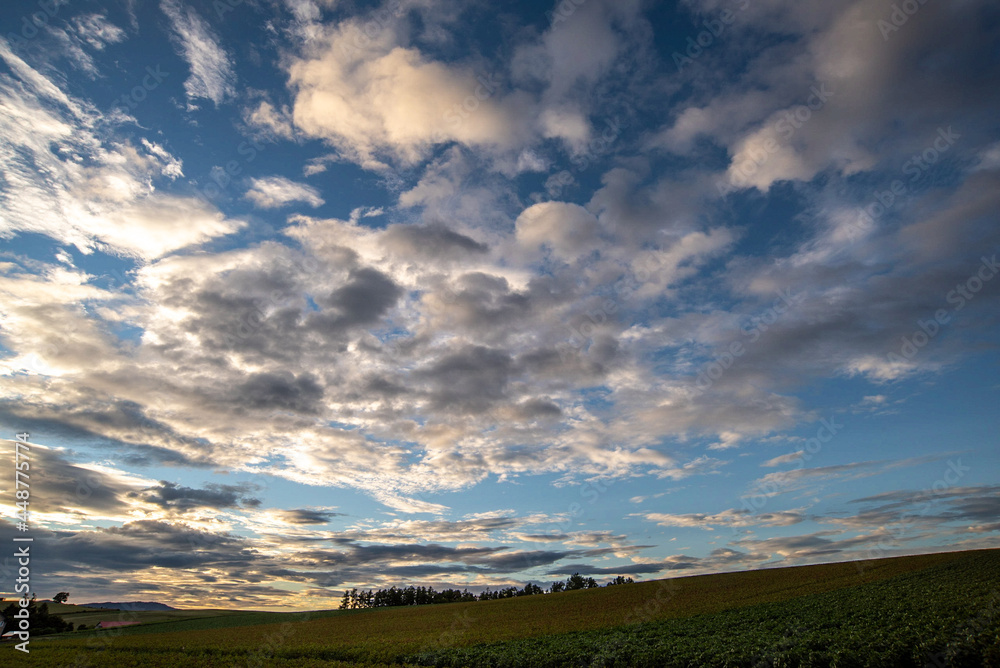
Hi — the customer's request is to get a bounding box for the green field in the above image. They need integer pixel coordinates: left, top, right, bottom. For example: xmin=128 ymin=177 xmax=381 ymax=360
xmin=8 ymin=548 xmax=1000 ymax=667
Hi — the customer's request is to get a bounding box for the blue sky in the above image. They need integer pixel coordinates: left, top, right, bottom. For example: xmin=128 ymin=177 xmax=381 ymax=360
xmin=0 ymin=0 xmax=998 ymax=610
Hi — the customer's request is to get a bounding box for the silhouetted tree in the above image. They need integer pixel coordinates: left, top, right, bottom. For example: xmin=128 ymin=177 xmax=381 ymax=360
xmin=0 ymin=599 xmax=71 ymax=635
xmin=519 ymin=583 xmax=544 ymax=596
xmin=565 ymin=573 xmax=599 ymax=590
xmin=337 ymin=578 xmax=597 ymax=609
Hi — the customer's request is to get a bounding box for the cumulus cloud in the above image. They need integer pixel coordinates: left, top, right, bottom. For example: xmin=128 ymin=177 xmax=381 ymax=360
xmin=283 ymin=40 xmax=521 ymax=168
xmin=255 ymin=0 xmax=652 ymax=170
xmin=3 ymin=0 xmax=998 ymax=608
xmin=244 ymin=176 xmax=325 ymax=209
xmin=662 ymin=0 xmax=1000 ymax=193
xmin=515 ymin=202 xmax=603 ymax=262
xmin=129 ymin=481 xmax=262 ymax=512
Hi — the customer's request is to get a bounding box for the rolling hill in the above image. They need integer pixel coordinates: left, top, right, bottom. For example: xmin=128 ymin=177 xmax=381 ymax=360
xmin=20 ymin=548 xmax=1000 ymax=667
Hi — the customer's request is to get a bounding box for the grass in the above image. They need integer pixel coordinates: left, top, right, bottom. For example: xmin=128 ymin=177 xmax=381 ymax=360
xmin=412 ymin=550 xmax=1000 ymax=667
xmin=12 ymin=548 xmax=999 ymax=667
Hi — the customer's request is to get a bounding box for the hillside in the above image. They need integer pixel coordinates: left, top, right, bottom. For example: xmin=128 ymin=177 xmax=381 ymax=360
xmin=79 ymin=602 xmax=177 ymax=612
xmin=37 ymin=604 xmax=252 ymax=632
xmin=22 ymin=548 xmax=1000 ymax=667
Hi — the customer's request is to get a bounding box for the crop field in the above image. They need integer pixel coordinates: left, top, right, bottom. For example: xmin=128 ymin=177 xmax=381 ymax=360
xmin=11 ymin=548 xmax=1000 ymax=667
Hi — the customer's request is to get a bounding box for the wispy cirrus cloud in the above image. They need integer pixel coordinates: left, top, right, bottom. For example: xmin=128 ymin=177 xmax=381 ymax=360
xmin=636 ymin=508 xmax=807 ymax=530
xmin=161 ymin=0 xmax=236 ymax=108
xmin=748 ymin=455 xmax=950 ymax=498
xmin=0 ymin=39 xmax=243 ymax=260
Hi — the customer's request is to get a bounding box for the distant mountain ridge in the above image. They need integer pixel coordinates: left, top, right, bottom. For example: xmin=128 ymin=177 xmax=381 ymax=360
xmin=80 ymin=601 xmax=178 ymax=611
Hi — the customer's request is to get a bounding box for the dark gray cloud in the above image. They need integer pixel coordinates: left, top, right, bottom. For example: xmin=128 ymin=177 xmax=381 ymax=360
xmin=148 ymin=250 xmax=309 ymax=363
xmin=514 ymin=398 xmax=562 ymax=419
xmin=18 ymin=520 xmax=259 ymax=571
xmin=413 ymin=345 xmax=513 ymax=413
xmin=274 ymin=509 xmax=345 ymax=525
xmin=433 ymin=272 xmax=534 ymax=332
xmin=0 ymin=443 xmax=261 ymax=520
xmin=336 ymin=516 xmax=522 ymax=543
xmin=733 ymin=531 xmax=891 ymax=561
xmin=382 ymin=223 xmax=489 ymax=258
xmin=828 ymin=484 xmax=1000 ymax=532
xmin=0 ymin=403 xmax=213 ymax=467
xmin=313 ymin=267 xmax=402 ymax=329
xmin=130 ymin=481 xmax=262 ymax=511
xmin=232 ymin=371 xmax=324 ymax=414
xmin=549 ymin=563 xmax=669 ymax=576
xmin=1 ymin=442 xmax=135 ymax=517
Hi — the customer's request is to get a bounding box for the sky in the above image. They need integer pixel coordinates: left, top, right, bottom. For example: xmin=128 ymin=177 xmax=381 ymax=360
xmin=0 ymin=0 xmax=998 ymax=611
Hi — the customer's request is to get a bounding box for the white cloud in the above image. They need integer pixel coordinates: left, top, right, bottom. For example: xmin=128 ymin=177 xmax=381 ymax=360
xmin=245 ymin=101 xmax=295 ymax=140
xmin=244 ymin=176 xmax=325 ymax=209
xmin=515 ymin=202 xmax=603 ymax=262
xmin=285 ymin=41 xmax=522 ymax=168
xmin=974 ymin=141 xmax=1000 ymax=172
xmin=0 ymin=39 xmax=243 ymax=260
xmin=762 ymin=451 xmax=806 ymax=467
xmin=268 ymin=0 xmax=651 ymax=170
xmin=639 ymin=508 xmax=806 ymax=529
xmin=72 ymin=13 xmax=127 ymax=50
xmin=161 ymin=0 xmax=236 ymax=107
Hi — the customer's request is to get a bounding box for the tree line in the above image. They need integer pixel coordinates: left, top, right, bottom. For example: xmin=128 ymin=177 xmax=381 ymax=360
xmin=339 ymin=574 xmax=635 ymax=609
xmin=0 ymin=596 xmax=73 ymax=635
